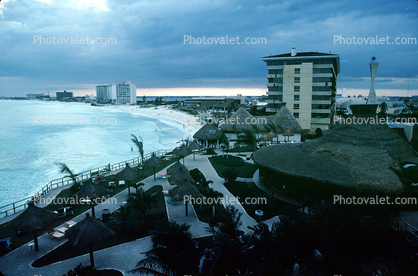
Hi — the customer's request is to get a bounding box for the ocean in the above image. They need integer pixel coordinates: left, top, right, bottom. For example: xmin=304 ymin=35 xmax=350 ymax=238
xmin=0 ymin=100 xmax=191 ymax=207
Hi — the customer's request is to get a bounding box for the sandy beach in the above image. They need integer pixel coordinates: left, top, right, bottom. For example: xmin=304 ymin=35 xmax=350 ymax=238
xmin=103 ymin=104 xmax=202 ymax=139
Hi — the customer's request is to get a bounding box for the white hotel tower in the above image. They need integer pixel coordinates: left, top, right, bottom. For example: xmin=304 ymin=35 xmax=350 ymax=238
xmin=96 ymin=81 xmax=137 ymax=105
xmin=261 ymin=47 xmax=340 ymax=130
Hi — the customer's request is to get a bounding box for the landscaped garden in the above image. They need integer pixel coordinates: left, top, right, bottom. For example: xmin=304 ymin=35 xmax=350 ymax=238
xmin=224 ymin=181 xmax=291 ymax=220
xmin=32 ymin=185 xmax=167 ymax=267
xmin=209 ymin=155 xmax=257 ymax=178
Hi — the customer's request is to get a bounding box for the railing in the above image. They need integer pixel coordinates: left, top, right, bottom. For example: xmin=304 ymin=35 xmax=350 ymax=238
xmin=391 ymin=216 xmax=418 ymax=246
xmin=0 ymin=149 xmax=172 ymax=219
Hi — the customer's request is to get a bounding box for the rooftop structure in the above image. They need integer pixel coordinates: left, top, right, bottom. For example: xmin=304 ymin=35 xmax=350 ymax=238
xmin=253 ymin=106 xmax=416 ymax=199
xmin=56 ymin=91 xmax=73 ymax=100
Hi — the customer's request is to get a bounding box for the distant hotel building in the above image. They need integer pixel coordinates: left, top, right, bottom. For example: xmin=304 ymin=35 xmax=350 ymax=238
xmin=56 ymin=91 xmax=73 ymax=100
xmin=184 ymin=95 xmax=245 ymax=109
xmin=261 ymin=48 xmax=340 ymax=130
xmin=96 ymin=82 xmax=136 ymax=105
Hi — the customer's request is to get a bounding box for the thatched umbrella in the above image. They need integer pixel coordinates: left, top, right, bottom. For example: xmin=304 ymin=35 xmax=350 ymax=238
xmin=282 ymin=129 xmax=294 ymax=142
xmin=169 ymin=182 xmax=203 ymax=216
xmin=114 ymin=163 xmax=142 ymax=195
xmin=258 ymin=134 xmax=270 ymax=145
xmin=188 ymin=141 xmax=202 ymax=160
xmin=174 ymin=145 xmax=192 ymax=165
xmin=306 ymin=129 xmax=316 ymax=140
xmin=6 ymin=204 xmax=57 ymax=251
xmin=193 ymin=123 xmax=224 ymax=148
xmin=166 ymin=161 xmax=187 ymax=176
xmin=75 ymin=181 xmax=109 ymax=217
xmin=167 ymin=166 xmax=195 ymax=186
xmin=143 ymin=153 xmax=165 ymax=181
xmin=66 ymin=213 xmax=115 ymax=267
xmin=267 ymin=131 xmax=278 ymax=142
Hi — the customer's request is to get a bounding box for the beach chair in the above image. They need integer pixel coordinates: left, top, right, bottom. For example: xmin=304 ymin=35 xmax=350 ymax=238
xmin=45 ymin=226 xmax=65 ymax=239
xmin=100 ymin=175 xmax=105 ymax=182
xmin=93 ymin=177 xmax=99 ymax=183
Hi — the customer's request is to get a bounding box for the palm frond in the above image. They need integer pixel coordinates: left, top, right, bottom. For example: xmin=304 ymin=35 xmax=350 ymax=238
xmin=58 ymin=162 xmax=78 ymax=184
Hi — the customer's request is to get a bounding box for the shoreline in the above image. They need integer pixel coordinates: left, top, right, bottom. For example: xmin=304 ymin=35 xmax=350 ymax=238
xmin=102 ymin=104 xmax=202 ymax=138
xmin=0 ymin=102 xmax=203 ymax=214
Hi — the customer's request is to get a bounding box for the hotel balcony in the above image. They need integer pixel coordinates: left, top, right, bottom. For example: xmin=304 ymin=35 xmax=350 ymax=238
xmin=311 ymin=118 xmax=331 ymax=124
xmin=311 ymin=109 xmax=331 ymax=114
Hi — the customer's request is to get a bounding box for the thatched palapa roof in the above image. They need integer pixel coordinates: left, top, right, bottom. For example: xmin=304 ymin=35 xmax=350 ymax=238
xmin=219 ymin=107 xmax=257 ymax=133
xmin=114 ymin=163 xmax=142 ymax=182
xmin=219 ymin=106 xmax=302 ymax=134
xmin=174 ymin=145 xmax=192 ymax=157
xmin=169 ymin=182 xmax=203 ymax=201
xmin=268 ymin=106 xmax=302 ymax=134
xmin=66 ymin=214 xmax=115 ymax=246
xmin=143 ymin=153 xmax=165 ymax=168
xmin=253 ymin=112 xmax=418 ymax=194
xmin=193 ymin=123 xmax=224 ymax=141
xmin=188 ymin=141 xmax=202 ymax=151
xmin=76 ymin=181 xmax=108 ymax=199
xmin=166 ymin=161 xmax=187 ymax=175
xmin=167 ymin=166 xmax=195 ymax=186
xmin=6 ymin=205 xmax=57 ymax=233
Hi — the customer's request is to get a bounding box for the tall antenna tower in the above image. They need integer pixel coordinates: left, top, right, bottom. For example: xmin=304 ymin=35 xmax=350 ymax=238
xmin=367 ymin=57 xmax=379 ymax=104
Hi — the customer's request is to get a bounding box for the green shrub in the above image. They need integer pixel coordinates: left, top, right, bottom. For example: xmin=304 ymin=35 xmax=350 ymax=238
xmin=190 ymin=168 xmax=207 ymax=184
xmin=222 ymin=167 xmax=239 ymax=183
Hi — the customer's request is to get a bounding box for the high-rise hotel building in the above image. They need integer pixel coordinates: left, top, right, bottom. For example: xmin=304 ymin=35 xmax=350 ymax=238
xmin=96 ymin=81 xmax=137 ymax=105
xmin=261 ymin=48 xmax=340 ymax=130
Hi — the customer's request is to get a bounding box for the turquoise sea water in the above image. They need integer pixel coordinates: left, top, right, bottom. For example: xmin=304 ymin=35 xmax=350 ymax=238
xmin=0 ymin=100 xmax=190 ymax=207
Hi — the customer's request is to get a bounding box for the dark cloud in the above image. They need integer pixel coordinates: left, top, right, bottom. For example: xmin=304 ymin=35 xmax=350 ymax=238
xmin=0 ymin=0 xmax=417 ymax=96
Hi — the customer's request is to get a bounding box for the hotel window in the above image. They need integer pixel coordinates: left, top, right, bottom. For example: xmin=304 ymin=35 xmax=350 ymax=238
xmin=294 ymin=86 xmax=300 ymax=92
xmin=294 ymin=68 xmax=300 ymax=74
xmin=294 ymin=77 xmax=300 ymax=83
xmin=294 ymin=104 xmax=299 ymax=109
xmin=294 ymin=95 xmax=300 ymax=101
xmin=293 ymin=112 xmax=299 ymax=118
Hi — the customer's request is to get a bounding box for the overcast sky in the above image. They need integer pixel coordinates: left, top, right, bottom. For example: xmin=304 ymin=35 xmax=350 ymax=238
xmin=1 ymin=0 xmax=417 ymax=97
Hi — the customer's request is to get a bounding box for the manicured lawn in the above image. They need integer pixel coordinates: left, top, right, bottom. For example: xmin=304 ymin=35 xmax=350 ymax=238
xmin=224 ymin=181 xmax=291 ymax=220
xmin=209 ymin=155 xmax=258 ymax=178
xmin=32 ymin=185 xmax=167 ymax=267
xmin=228 ymin=146 xmax=254 ymax=153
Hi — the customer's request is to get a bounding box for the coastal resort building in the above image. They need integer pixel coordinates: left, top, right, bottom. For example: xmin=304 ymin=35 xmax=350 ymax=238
xmin=96 ymin=81 xmax=137 ymax=105
xmin=184 ymin=95 xmax=245 ymax=110
xmin=193 ymin=123 xmax=224 ymax=148
xmin=252 ymin=105 xmax=418 ymax=201
xmin=261 ymin=47 xmax=340 ymax=130
xmin=219 ymin=105 xmax=302 ymax=142
xmin=56 ymin=91 xmax=73 ymax=100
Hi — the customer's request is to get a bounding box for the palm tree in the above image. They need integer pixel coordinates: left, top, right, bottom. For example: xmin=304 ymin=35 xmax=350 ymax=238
xmin=237 ymin=130 xmax=257 ymax=151
xmin=142 ymin=191 xmax=160 ymax=214
xmin=59 ymin=163 xmax=80 ymax=192
xmin=220 ymin=133 xmax=230 ymax=158
xmin=250 ymin=124 xmax=261 ymax=140
xmin=130 ymin=222 xmax=201 ymax=276
xmin=131 ymin=134 xmax=144 ymax=164
xmin=127 ymin=188 xmax=147 ymax=219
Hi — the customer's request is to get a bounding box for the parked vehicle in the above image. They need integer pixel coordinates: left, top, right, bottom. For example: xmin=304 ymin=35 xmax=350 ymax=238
xmin=0 ymin=238 xmax=12 ymax=253
xmin=53 ymin=206 xmax=73 ymax=218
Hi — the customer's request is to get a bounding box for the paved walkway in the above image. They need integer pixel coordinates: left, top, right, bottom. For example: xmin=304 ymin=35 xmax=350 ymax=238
xmin=0 ymin=151 xmax=280 ymax=275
